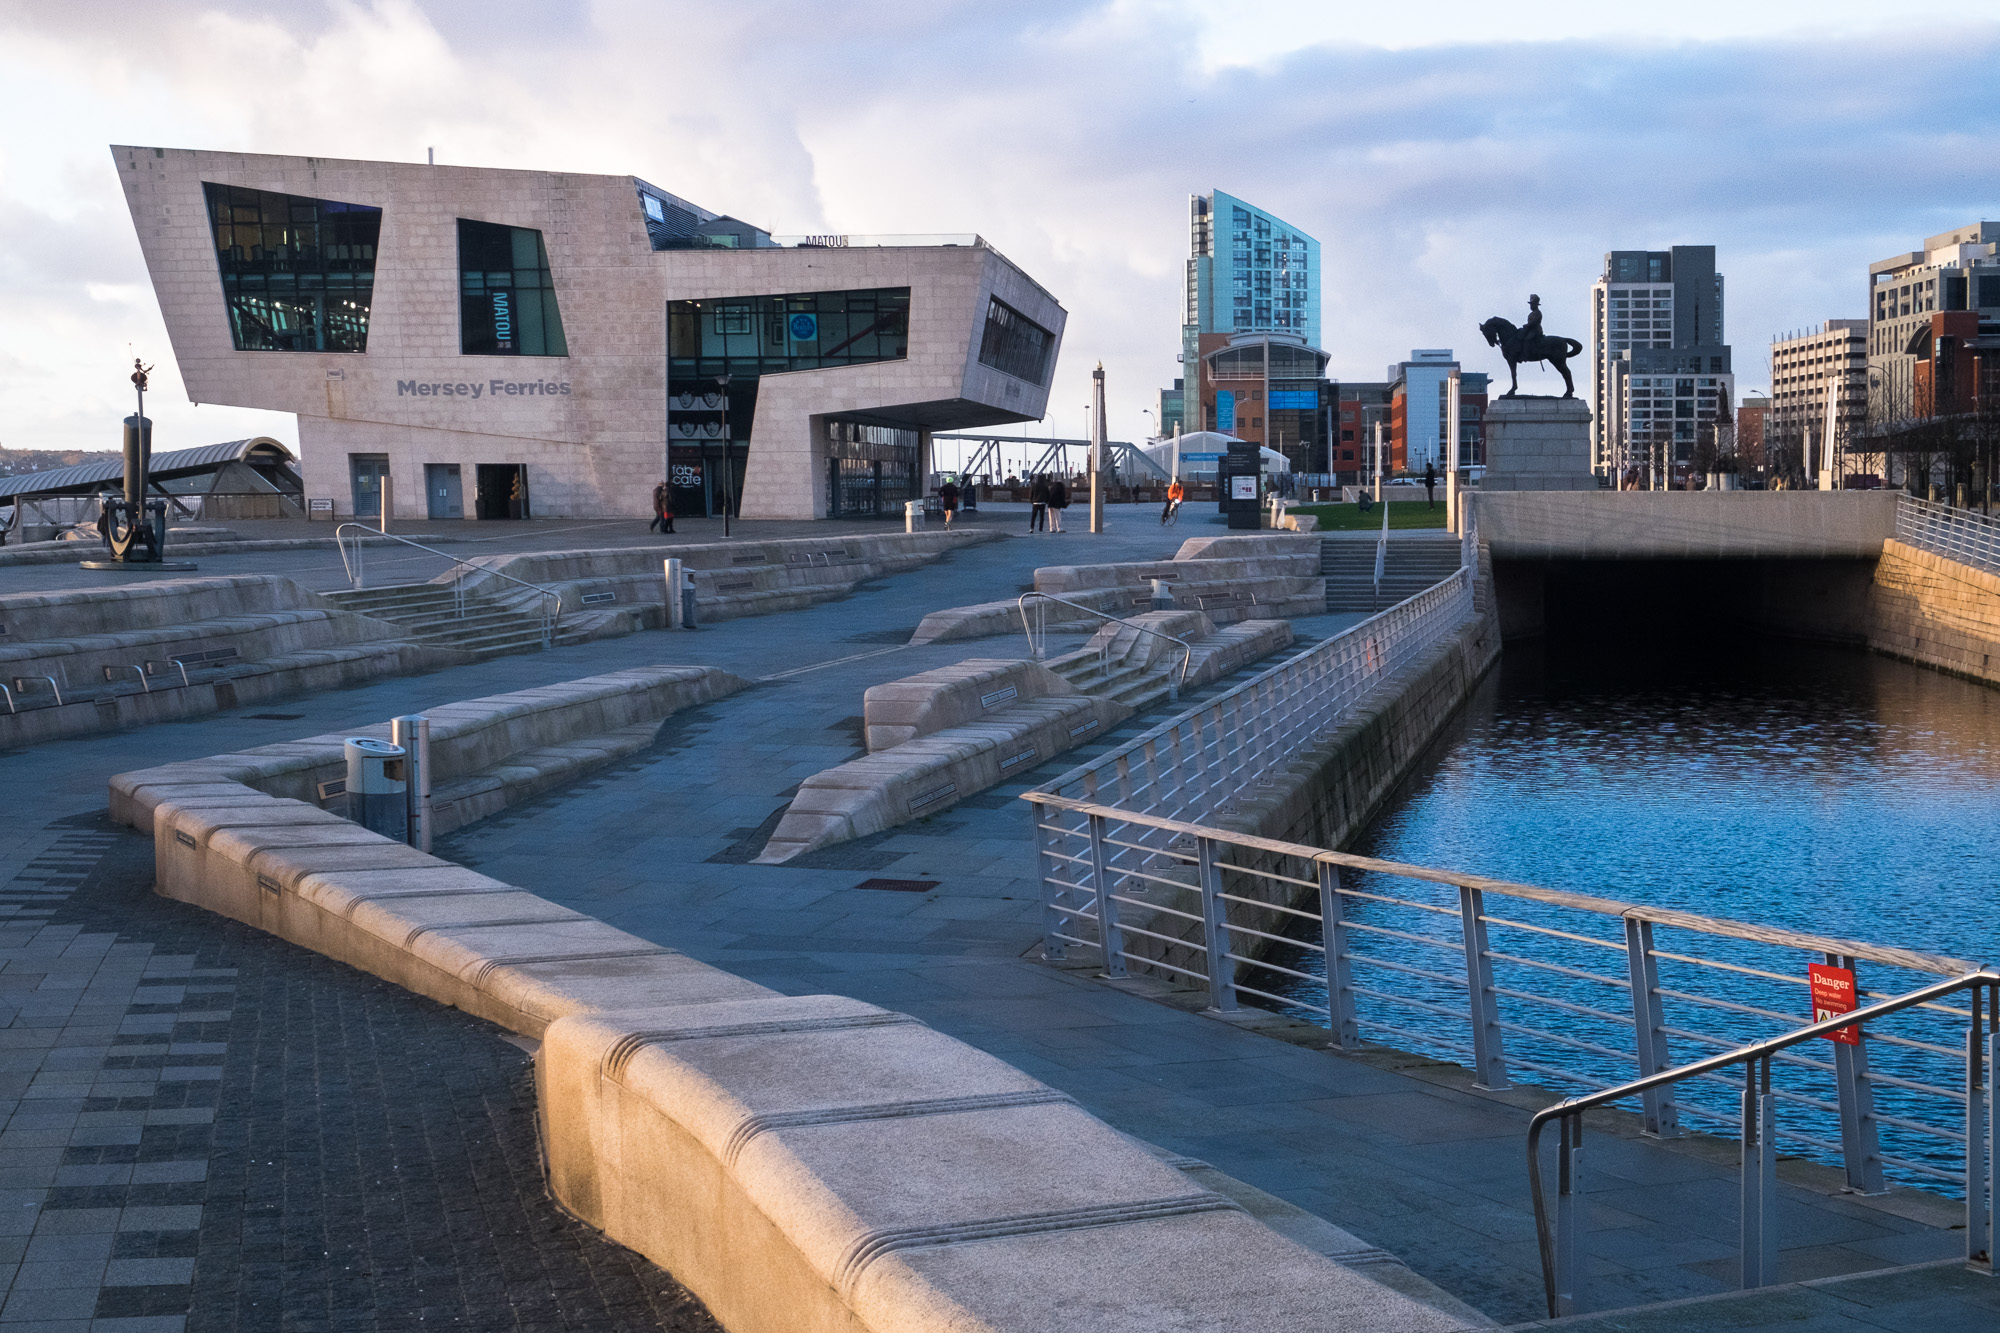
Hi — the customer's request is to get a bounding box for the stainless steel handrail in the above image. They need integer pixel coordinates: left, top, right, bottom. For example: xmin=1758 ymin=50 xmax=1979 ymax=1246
xmin=1016 ymin=592 xmax=1195 ymax=688
xmin=335 ymin=524 xmax=564 ymax=648
xmin=0 ymin=684 xmax=13 ymax=714
xmin=1527 ymin=969 xmax=2000 ymax=1318
xmin=1897 ymin=493 xmax=2000 ymax=575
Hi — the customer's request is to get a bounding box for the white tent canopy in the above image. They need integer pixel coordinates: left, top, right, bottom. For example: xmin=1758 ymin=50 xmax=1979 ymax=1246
xmin=1142 ymin=432 xmax=1290 ymax=476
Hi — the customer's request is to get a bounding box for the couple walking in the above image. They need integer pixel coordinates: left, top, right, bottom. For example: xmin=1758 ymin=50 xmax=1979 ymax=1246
xmin=1027 ymin=474 xmax=1070 ymax=532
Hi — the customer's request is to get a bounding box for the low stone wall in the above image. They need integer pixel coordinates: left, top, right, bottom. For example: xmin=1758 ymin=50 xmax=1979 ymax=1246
xmin=455 ymin=530 xmax=999 ymax=625
xmin=911 ymin=540 xmax=1323 ymax=644
xmin=0 ymin=577 xmax=455 ymax=748
xmin=110 ymin=666 xmax=747 ymax=834
xmin=111 ymin=696 xmax=1459 ymax=1333
xmin=1866 ymin=539 xmax=2000 ymax=687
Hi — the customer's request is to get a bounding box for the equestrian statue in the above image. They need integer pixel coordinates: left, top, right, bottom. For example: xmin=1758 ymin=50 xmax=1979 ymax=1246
xmin=1479 ymin=295 xmax=1583 ymax=398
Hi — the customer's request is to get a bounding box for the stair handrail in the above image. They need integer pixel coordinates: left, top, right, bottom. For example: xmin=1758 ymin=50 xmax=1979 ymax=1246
xmin=1527 ymin=967 xmax=2000 ymax=1318
xmin=335 ymin=524 xmax=564 ymax=649
xmin=1015 ymin=592 xmax=1194 ymax=688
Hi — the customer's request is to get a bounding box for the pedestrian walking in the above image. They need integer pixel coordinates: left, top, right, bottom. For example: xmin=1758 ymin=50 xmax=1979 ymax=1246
xmin=1423 ymin=461 xmax=1437 ymax=509
xmin=650 ymin=481 xmax=675 ymax=533
xmin=1029 ymin=474 xmax=1050 ymax=532
xmin=939 ymin=477 xmax=961 ymax=527
xmin=1049 ymin=477 xmax=1070 ymax=532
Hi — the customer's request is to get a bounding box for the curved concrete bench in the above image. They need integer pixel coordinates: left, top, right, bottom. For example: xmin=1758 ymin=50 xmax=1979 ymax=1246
xmin=111 ymin=665 xmax=747 ymax=834
xmin=453 ymin=529 xmax=1001 ymax=625
xmin=113 ymin=695 xmax=1464 ymax=1333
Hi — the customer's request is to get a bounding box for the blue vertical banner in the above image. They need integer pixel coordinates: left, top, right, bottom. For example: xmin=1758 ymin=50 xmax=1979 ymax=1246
xmin=1216 ymin=390 xmax=1235 ymax=433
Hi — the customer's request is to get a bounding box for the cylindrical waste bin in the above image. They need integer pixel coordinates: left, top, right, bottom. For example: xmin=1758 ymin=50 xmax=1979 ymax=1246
xmin=344 ymin=737 xmax=408 ymax=841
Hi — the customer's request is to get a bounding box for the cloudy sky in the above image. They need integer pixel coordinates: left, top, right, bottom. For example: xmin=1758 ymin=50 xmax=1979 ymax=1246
xmin=2 ymin=0 xmax=1997 ymax=457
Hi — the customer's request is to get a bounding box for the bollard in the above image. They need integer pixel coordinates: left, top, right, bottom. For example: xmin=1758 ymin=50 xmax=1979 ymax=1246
xmin=344 ymin=737 xmax=408 ymax=841
xmin=905 ymin=499 xmax=921 ymax=534
xmin=390 ymin=715 xmax=431 ymax=852
xmin=1150 ymin=578 xmax=1174 ymax=611
xmin=664 ymin=558 xmax=684 ymax=629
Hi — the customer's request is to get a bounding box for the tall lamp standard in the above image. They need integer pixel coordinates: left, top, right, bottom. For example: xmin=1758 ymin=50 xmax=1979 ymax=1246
xmin=716 ymin=373 xmax=734 ymax=538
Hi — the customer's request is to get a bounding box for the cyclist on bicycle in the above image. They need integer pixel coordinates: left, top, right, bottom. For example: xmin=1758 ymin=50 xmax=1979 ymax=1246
xmin=1162 ymin=476 xmax=1185 ymax=525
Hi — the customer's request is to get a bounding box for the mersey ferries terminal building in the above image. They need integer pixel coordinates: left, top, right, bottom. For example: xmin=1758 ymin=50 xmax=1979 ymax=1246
xmin=115 ymin=146 xmax=1066 ymax=521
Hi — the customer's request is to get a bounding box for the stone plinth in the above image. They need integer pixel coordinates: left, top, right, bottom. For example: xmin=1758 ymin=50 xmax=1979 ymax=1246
xmin=1480 ymin=396 xmax=1596 ymax=491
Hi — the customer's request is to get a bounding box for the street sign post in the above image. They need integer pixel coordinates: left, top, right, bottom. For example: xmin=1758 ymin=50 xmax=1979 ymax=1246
xmin=1808 ymin=963 xmax=1861 ymax=1045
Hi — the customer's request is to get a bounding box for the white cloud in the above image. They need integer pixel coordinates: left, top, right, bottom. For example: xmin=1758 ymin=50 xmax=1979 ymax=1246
xmin=0 ymin=0 xmax=1996 ymax=459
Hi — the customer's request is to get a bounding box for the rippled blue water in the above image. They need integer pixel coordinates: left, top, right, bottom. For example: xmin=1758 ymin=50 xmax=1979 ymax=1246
xmin=1258 ymin=639 xmax=2000 ymax=1187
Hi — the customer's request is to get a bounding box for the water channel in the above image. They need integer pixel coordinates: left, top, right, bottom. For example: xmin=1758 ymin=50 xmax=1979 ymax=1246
xmin=1264 ymin=634 xmax=2000 ymax=1187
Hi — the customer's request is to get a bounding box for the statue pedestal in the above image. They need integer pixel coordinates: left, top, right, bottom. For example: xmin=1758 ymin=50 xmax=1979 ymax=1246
xmin=1480 ymin=398 xmax=1595 ymax=491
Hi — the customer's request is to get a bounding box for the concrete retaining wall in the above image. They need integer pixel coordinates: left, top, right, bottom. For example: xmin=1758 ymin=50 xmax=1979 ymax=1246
xmin=1867 ymin=539 xmax=2000 ymax=687
xmin=1476 ymin=490 xmax=1899 ymax=562
xmin=111 ymin=699 xmax=1462 ymax=1333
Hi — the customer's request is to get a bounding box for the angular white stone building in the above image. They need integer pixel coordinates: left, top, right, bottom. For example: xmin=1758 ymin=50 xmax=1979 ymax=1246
xmin=114 ymin=146 xmax=1066 ymax=521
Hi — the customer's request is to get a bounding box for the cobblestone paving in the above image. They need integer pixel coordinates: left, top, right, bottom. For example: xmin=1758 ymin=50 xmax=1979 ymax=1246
xmin=0 ymin=814 xmax=722 ymax=1333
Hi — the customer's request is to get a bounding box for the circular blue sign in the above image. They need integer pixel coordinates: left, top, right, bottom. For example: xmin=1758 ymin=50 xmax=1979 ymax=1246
xmin=788 ymin=313 xmax=818 ymax=342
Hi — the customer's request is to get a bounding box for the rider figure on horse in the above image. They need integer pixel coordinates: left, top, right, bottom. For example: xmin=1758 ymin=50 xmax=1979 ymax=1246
xmin=1480 ymin=294 xmax=1583 ymax=398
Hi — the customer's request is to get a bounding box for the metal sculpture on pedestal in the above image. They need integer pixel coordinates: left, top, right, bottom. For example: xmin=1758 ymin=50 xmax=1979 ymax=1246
xmin=1479 ymin=295 xmax=1585 ymax=398
xmin=81 ymin=359 xmax=194 ymax=571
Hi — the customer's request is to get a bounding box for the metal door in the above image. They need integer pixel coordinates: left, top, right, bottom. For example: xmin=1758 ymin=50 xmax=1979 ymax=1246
xmin=349 ymin=454 xmax=390 ymax=518
xmin=425 ymin=464 xmax=464 ymax=519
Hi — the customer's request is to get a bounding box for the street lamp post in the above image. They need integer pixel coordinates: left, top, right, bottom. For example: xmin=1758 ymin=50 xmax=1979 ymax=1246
xmin=716 ymin=373 xmax=734 ymax=537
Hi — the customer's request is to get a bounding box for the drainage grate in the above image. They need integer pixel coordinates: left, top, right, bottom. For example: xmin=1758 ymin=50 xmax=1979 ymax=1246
xmin=854 ymin=878 xmax=938 ymax=893
xmin=246 ymin=713 xmax=305 ymax=720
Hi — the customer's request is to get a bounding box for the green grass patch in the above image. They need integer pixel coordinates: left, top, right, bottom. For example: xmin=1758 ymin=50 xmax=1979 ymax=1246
xmin=1292 ymin=500 xmax=1449 ymax=531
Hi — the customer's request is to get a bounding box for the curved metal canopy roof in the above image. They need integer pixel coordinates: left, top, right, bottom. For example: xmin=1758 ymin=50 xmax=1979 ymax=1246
xmin=0 ymin=437 xmax=296 ymax=501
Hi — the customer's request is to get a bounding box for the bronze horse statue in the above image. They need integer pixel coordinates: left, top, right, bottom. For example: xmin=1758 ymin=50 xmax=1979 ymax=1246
xmin=1480 ymin=313 xmax=1584 ymax=398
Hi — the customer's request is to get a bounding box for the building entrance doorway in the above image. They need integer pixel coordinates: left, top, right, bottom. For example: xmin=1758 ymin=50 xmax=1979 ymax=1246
xmin=349 ymin=454 xmax=390 ymax=519
xmin=425 ymin=464 xmax=464 ymax=519
xmin=475 ymin=464 xmax=529 ymax=520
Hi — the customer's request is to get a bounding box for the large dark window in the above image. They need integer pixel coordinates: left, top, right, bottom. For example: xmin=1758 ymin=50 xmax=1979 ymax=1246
xmin=203 ymin=182 xmax=380 ymax=353
xmin=668 ymin=288 xmax=909 ymax=376
xmin=458 ymin=219 xmax=567 ymax=356
xmin=977 ymin=297 xmax=1052 ymax=385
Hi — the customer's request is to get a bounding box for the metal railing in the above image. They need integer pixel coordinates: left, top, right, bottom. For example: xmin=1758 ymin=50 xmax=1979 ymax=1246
xmin=1896 ymin=493 xmax=2000 ymax=574
xmin=1031 ymin=565 xmax=1475 ymax=835
xmin=335 ymin=524 xmax=564 ymax=648
xmin=1528 ymin=970 xmax=2000 ymax=1318
xmin=1021 ymin=793 xmax=1993 ymax=1299
xmin=1017 ymin=592 xmax=1195 ymax=693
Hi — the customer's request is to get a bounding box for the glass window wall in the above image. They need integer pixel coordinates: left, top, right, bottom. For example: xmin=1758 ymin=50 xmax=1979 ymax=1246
xmin=977 ymin=297 xmax=1052 ymax=385
xmin=458 ymin=219 xmax=568 ymax=356
xmin=203 ymin=182 xmax=380 ymax=353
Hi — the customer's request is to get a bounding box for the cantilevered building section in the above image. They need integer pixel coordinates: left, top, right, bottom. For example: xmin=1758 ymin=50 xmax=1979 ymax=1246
xmin=1588 ymin=246 xmax=1734 ymax=480
xmin=115 ymin=146 xmax=1066 ymax=521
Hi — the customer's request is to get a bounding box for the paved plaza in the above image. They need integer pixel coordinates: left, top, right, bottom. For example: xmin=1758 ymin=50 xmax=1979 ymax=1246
xmin=0 ymin=507 xmax=1987 ymax=1329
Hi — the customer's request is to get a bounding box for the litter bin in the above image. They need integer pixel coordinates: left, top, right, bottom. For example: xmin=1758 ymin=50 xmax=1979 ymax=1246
xmin=344 ymin=737 xmax=408 ymax=841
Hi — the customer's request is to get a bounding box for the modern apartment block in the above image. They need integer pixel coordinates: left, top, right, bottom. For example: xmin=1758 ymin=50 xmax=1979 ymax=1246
xmin=1588 ymin=246 xmax=1735 ymax=477
xmin=1165 ymin=191 xmax=1331 ymax=468
xmin=1866 ymin=222 xmax=2000 ymax=423
xmin=115 ymin=146 xmax=1064 ymax=522
xmin=1768 ymin=320 xmax=1867 ymax=465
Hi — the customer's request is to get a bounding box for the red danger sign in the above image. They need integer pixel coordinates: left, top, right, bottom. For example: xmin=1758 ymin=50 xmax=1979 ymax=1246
xmin=1809 ymin=964 xmax=1861 ymax=1045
